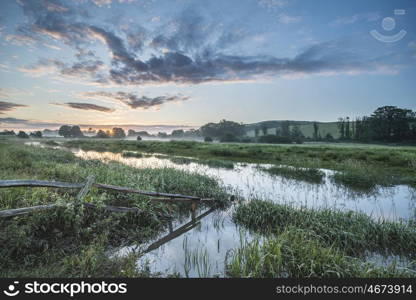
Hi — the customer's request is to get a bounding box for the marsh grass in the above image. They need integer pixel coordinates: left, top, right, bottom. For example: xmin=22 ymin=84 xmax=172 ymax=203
xmin=0 ymin=142 xmax=230 ymax=277
xmin=260 ymin=166 xmax=325 ymax=184
xmin=63 ymin=139 xmax=416 ymax=188
xmin=226 ymin=228 xmax=415 ymax=278
xmin=233 ymin=200 xmax=416 ymax=258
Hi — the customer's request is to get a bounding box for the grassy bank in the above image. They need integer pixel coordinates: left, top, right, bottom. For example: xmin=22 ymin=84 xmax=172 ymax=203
xmin=233 ymin=200 xmax=416 ymax=258
xmin=227 ymin=200 xmax=416 ymax=277
xmin=0 ymin=141 xmax=229 ymax=277
xmin=62 ymin=139 xmax=416 ymax=187
xmin=226 ymin=228 xmax=415 ymax=278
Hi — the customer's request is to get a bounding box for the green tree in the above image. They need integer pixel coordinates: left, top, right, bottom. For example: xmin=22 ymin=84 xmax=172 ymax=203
xmin=96 ymin=130 xmax=109 ymax=138
xmin=369 ymin=106 xmax=415 ymax=142
xmin=29 ymin=131 xmax=42 ymax=138
xmin=17 ymin=131 xmax=29 ymax=139
xmin=313 ymin=122 xmax=319 ymax=140
xmin=111 ymin=127 xmax=126 ymax=138
xmin=200 ymin=119 xmax=245 ymax=139
xmin=70 ymin=126 xmax=84 ymax=138
xmin=58 ymin=125 xmax=72 ymax=138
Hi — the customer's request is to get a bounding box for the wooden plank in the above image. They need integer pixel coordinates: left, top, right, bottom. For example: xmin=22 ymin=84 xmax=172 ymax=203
xmin=93 ymin=183 xmax=201 ymax=200
xmin=76 ymin=175 xmax=95 ymax=202
xmin=0 ymin=179 xmax=210 ymax=202
xmin=0 ymin=204 xmax=59 ymax=218
xmin=149 ymin=198 xmax=214 ymax=203
xmin=0 ymin=180 xmax=83 ymax=189
xmin=143 ymin=208 xmax=215 ymax=253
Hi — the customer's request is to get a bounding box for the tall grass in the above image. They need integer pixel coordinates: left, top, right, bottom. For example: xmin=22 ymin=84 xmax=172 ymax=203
xmin=63 ymin=139 xmax=416 ymax=187
xmin=0 ymin=142 xmax=230 ymax=277
xmin=226 ymin=228 xmax=415 ymax=278
xmin=260 ymin=166 xmax=325 ymax=184
xmin=233 ymin=200 xmax=416 ymax=258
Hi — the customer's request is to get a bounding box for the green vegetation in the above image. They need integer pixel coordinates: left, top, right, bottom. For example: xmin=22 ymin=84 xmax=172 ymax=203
xmin=226 ymin=228 xmax=415 ymax=278
xmin=260 ymin=166 xmax=325 ymax=184
xmin=233 ymin=200 xmax=416 ymax=258
xmin=228 ymin=200 xmax=416 ymax=278
xmin=62 ymin=139 xmax=416 ymax=188
xmin=0 ymin=141 xmax=229 ymax=277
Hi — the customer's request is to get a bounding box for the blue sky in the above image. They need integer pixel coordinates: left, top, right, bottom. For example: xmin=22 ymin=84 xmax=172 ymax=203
xmin=0 ymin=0 xmax=415 ymax=130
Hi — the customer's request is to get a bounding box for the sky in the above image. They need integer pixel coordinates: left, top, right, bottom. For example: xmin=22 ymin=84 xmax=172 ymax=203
xmin=0 ymin=0 xmax=415 ymax=130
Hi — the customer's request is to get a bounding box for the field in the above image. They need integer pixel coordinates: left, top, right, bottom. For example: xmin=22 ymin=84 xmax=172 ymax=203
xmin=1 ymin=138 xmax=415 ymax=277
xmin=63 ymin=139 xmax=416 ymax=189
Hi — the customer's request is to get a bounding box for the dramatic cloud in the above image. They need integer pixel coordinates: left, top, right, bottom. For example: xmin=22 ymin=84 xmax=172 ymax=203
xmin=12 ymin=0 xmax=404 ymax=87
xmin=79 ymin=91 xmax=189 ymax=109
xmin=0 ymin=117 xmax=29 ymax=123
xmin=0 ymin=101 xmax=27 ymax=114
xmin=52 ymin=102 xmax=115 ymax=112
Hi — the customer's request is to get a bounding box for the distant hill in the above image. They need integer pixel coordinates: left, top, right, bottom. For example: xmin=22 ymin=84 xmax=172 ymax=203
xmin=245 ymin=120 xmax=340 ymax=139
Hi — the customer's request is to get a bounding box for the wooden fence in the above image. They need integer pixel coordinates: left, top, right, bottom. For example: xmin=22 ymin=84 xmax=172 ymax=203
xmin=0 ymin=176 xmax=215 ymax=218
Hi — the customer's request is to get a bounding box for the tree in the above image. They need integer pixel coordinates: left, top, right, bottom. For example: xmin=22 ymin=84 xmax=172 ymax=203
xmin=58 ymin=125 xmax=72 ymax=138
xmin=291 ymin=125 xmax=304 ymax=144
xmin=70 ymin=126 xmax=84 ymax=138
xmin=96 ymin=130 xmax=109 ymax=138
xmin=171 ymin=129 xmax=184 ymax=137
xmin=30 ymin=131 xmax=42 ymax=138
xmin=337 ymin=118 xmax=345 ymax=140
xmin=204 ymin=136 xmax=213 ymax=142
xmin=313 ymin=122 xmax=319 ymax=140
xmin=324 ymin=133 xmax=334 ymax=142
xmin=280 ymin=121 xmax=290 ymax=139
xmin=345 ymin=117 xmax=351 ymax=140
xmin=111 ymin=127 xmax=126 ymax=138
xmin=17 ymin=131 xmax=29 ymax=138
xmin=136 ymin=136 xmax=142 ymax=141
xmin=200 ymin=120 xmax=245 ymax=140
xmin=128 ymin=129 xmax=137 ymax=136
xmin=369 ymin=106 xmax=415 ymax=142
xmin=0 ymin=130 xmax=15 ymax=136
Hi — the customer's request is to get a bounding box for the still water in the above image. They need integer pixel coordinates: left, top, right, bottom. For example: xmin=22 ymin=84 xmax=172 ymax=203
xmin=70 ymin=149 xmax=415 ymax=277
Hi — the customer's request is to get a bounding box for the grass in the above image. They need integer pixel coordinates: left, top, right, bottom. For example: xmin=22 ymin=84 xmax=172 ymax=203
xmin=0 ymin=141 xmax=230 ymax=277
xmin=233 ymin=200 xmax=416 ymax=258
xmin=228 ymin=200 xmax=416 ymax=278
xmin=62 ymin=139 xmax=416 ymax=188
xmin=260 ymin=166 xmax=325 ymax=184
xmin=226 ymin=228 xmax=415 ymax=278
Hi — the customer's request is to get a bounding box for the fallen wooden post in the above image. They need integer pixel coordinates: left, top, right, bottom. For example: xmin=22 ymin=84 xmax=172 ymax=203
xmin=0 ymin=204 xmax=59 ymax=218
xmin=0 ymin=180 xmax=202 ymax=201
xmin=0 ymin=180 xmax=83 ymax=189
xmin=76 ymin=175 xmax=95 ymax=203
xmin=143 ymin=208 xmax=215 ymax=253
xmin=93 ymin=183 xmax=201 ymax=200
xmin=148 ymin=198 xmax=214 ymax=203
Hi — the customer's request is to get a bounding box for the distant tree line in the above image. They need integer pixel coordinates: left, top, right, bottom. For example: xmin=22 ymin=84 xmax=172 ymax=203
xmin=0 ymin=130 xmax=43 ymax=139
xmin=337 ymin=106 xmax=416 ymax=143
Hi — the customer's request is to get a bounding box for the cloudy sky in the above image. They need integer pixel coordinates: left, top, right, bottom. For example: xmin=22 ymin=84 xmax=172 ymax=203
xmin=0 ymin=0 xmax=415 ymax=129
